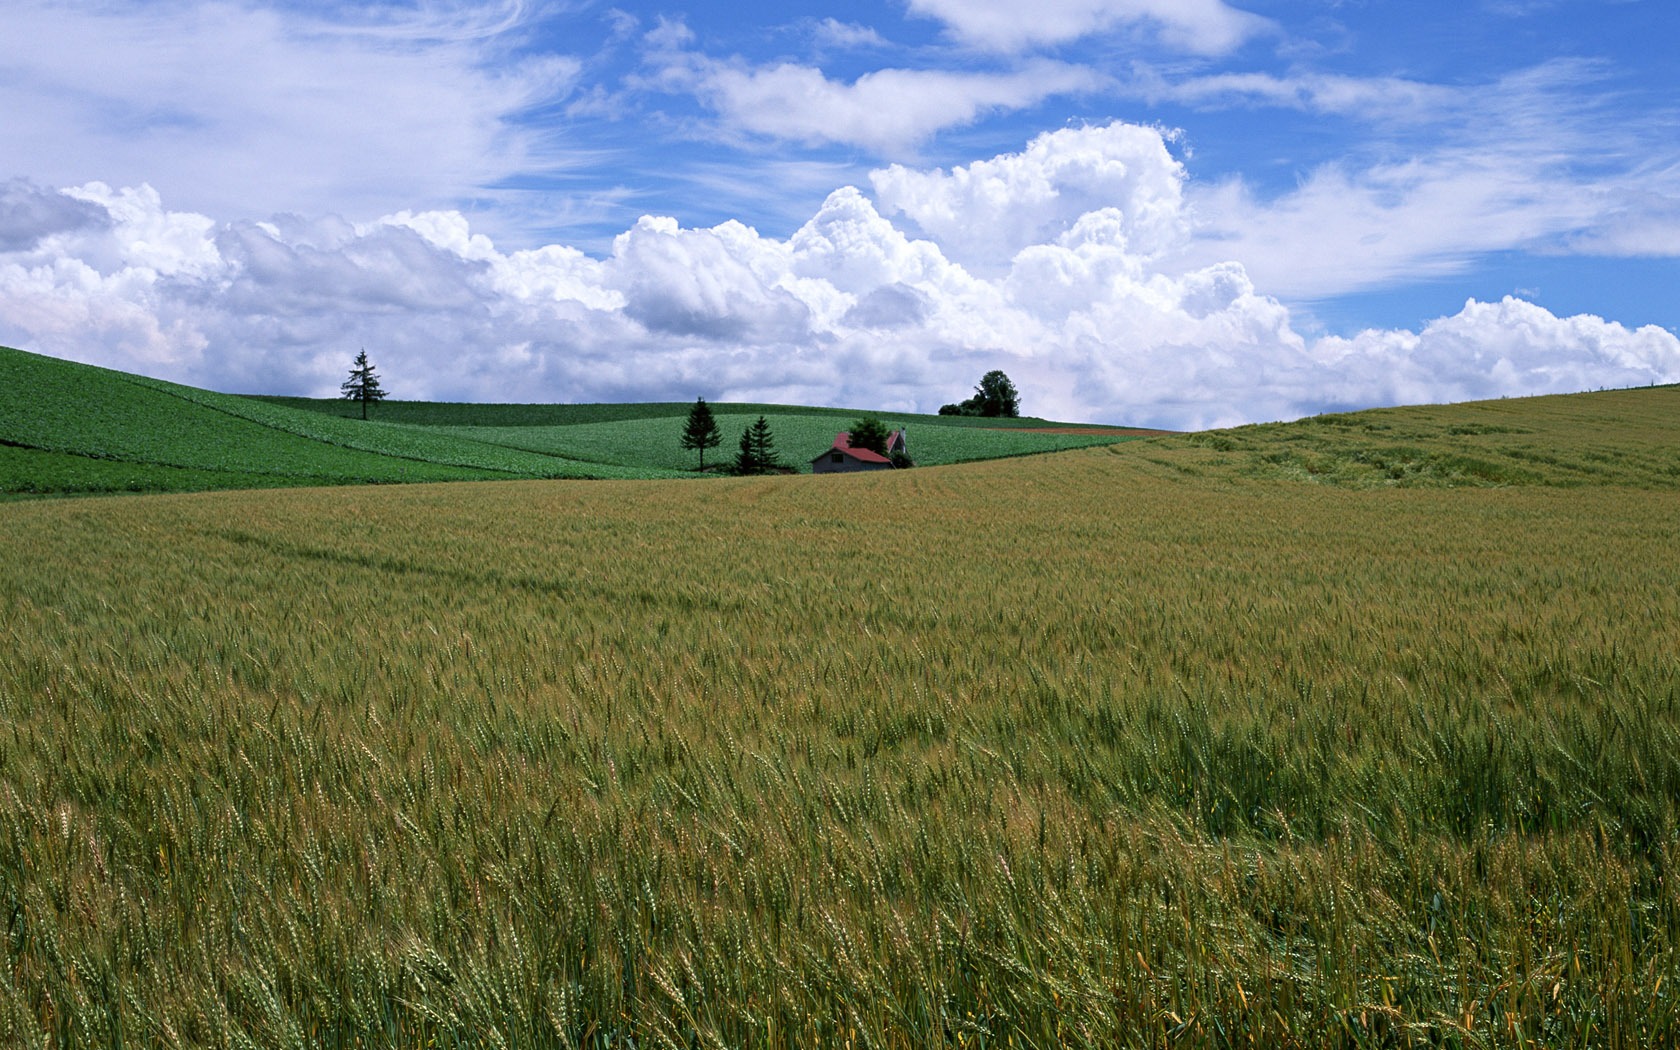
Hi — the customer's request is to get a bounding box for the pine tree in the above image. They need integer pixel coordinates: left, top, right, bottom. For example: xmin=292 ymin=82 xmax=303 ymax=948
xmin=734 ymin=426 xmax=760 ymax=476
xmin=733 ymin=415 xmax=780 ymax=475
xmin=747 ymin=415 xmax=779 ymax=472
xmin=340 ymin=349 xmax=387 ymax=420
xmin=680 ymin=397 xmax=722 ymax=471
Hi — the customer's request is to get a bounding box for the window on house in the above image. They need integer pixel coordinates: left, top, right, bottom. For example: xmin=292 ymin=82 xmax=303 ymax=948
xmin=831 ymin=452 xmax=844 ymax=463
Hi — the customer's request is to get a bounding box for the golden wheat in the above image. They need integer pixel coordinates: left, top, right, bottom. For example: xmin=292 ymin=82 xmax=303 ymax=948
xmin=1 ymin=412 xmax=1676 ymax=1046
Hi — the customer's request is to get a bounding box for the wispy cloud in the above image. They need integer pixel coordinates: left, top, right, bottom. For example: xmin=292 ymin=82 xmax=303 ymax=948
xmin=809 ymin=18 xmax=890 ymax=50
xmin=0 ymin=1 xmax=579 ymax=226
xmin=1134 ymin=68 xmax=1456 ymax=120
xmin=655 ymin=55 xmax=1103 ymax=154
xmin=1175 ymin=60 xmax=1680 ymax=297
xmin=905 ymin=0 xmax=1272 ymax=55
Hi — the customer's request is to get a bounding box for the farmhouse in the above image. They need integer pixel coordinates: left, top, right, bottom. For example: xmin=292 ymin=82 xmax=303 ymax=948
xmin=812 ymin=429 xmax=905 ymax=473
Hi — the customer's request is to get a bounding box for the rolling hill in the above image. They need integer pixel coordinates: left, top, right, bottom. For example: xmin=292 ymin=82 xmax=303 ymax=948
xmin=0 ymin=345 xmax=1146 ymax=497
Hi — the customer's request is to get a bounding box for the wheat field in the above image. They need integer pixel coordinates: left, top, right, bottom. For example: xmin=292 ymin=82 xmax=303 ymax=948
xmin=1 ymin=395 xmax=1677 ymax=1047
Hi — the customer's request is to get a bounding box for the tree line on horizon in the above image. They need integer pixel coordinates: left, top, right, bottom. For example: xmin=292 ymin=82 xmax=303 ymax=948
xmin=340 ymin=350 xmax=1011 ymax=474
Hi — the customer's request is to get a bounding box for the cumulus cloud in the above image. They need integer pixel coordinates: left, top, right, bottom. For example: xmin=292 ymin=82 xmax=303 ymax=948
xmin=906 ymin=0 xmax=1270 ymax=55
xmin=872 ymin=123 xmax=1188 ymax=272
xmin=0 ymin=180 xmax=109 ymax=252
xmin=1312 ymin=298 xmax=1680 ymax=409
xmin=2 ymin=122 xmax=1677 ymax=430
xmin=609 ymin=216 xmax=813 ymax=341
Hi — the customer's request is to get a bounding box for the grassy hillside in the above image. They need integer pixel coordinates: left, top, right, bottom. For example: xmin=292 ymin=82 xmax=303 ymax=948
xmin=1163 ymin=385 xmax=1680 ymax=488
xmin=0 ymin=346 xmax=1143 ymax=497
xmin=425 ymin=413 xmax=1141 ymax=474
xmin=0 ymin=386 xmax=1676 ymax=1046
xmin=0 ymin=346 xmax=686 ymax=495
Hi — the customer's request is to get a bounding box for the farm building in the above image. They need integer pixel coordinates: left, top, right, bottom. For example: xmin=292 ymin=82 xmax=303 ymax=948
xmin=812 ymin=429 xmax=905 ymax=473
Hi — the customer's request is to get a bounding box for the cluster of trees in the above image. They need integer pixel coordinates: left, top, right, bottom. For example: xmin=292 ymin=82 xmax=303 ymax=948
xmin=683 ymin=400 xmax=919 ymax=474
xmin=939 ymin=369 xmax=1019 ymax=418
xmin=734 ymin=416 xmax=780 ymax=475
xmin=681 ymin=399 xmax=783 ymax=475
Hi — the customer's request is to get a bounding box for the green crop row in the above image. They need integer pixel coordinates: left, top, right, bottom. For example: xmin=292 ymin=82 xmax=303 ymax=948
xmin=0 ymin=347 xmax=481 ymax=482
xmin=0 ymin=347 xmax=688 ymax=493
xmin=0 ymin=444 xmax=319 ymax=498
xmin=123 ymin=375 xmax=685 ymax=480
xmin=435 ymin=413 xmax=1140 ymax=473
xmin=1 ymin=346 xmax=1130 ymax=497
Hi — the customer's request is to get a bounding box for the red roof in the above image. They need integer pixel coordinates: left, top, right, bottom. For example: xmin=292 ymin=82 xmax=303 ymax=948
xmin=831 ymin=431 xmax=891 ymax=463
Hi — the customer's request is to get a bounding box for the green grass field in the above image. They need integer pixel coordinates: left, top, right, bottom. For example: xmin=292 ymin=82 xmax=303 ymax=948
xmin=250 ymin=395 xmax=1105 ymax=430
xmin=0 ymin=346 xmax=1142 ymax=498
xmin=1 ymin=374 xmax=1677 ymax=1046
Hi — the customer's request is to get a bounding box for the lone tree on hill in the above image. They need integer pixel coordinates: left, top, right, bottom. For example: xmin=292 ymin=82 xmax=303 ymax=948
xmin=340 ymin=349 xmax=387 ymax=420
xmin=848 ymin=416 xmax=892 ymax=457
xmin=681 ymin=397 xmax=723 ymax=471
xmin=734 ymin=415 xmax=781 ymax=475
xmin=939 ymin=369 xmax=1020 ymax=418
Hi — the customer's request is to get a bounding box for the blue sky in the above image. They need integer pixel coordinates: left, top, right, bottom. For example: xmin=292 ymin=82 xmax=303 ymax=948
xmin=0 ymin=0 xmax=1676 ymax=426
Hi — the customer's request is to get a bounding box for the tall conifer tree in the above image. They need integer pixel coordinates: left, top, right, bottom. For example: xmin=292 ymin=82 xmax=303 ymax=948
xmin=680 ymin=397 xmax=722 ymax=471
xmin=748 ymin=416 xmax=778 ymax=472
xmin=340 ymin=349 xmax=387 ymax=420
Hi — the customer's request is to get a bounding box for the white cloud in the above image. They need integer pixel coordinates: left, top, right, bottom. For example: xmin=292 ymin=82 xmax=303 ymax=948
xmin=810 ymin=19 xmax=889 ymax=50
xmin=1182 ymin=157 xmax=1603 ymax=299
xmin=1310 ymin=298 xmax=1680 ymax=411
xmin=655 ymin=54 xmax=1101 ymax=154
xmin=1174 ymin=61 xmax=1680 ymax=297
xmin=606 ymin=216 xmax=813 ymax=341
xmin=2 ymin=121 xmax=1677 ymax=430
xmin=789 ymin=187 xmax=974 ymax=295
xmin=872 ymin=123 xmax=1189 ymax=272
xmin=0 ymin=1 xmax=578 ymax=228
xmin=1566 ymin=186 xmax=1680 ymax=258
xmin=0 ymin=179 xmax=110 ymax=251
xmin=63 ymin=183 xmax=223 ymax=280
xmin=905 ymin=0 xmax=1270 ymax=55
xmin=1137 ymin=69 xmax=1456 ymax=120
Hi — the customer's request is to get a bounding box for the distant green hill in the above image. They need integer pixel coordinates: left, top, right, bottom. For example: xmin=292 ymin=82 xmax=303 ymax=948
xmin=0 ymin=346 xmax=1145 ymax=498
xmin=250 ymin=394 xmax=1100 ymax=429
xmin=0 ymin=347 xmax=684 ymax=497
